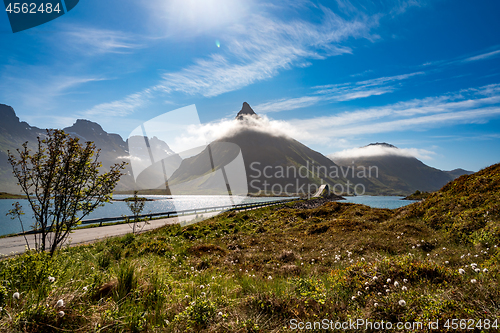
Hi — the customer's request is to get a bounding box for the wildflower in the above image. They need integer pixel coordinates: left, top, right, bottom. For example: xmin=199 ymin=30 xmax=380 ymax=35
xmin=445 ymin=261 xmax=449 ymax=264
xmin=57 ymin=311 xmax=65 ymax=317
xmin=474 ymin=268 xmax=481 ymax=273
xmin=361 ymin=257 xmax=365 ymax=261
xmin=217 ymin=311 xmax=223 ymax=317
xmin=357 ymin=291 xmax=362 ymax=296
xmin=459 ymin=269 xmax=465 ymax=274
xmin=56 ymin=299 xmax=64 ymax=308
xmin=83 ymin=286 xmax=88 ymax=291
xmin=471 ymin=263 xmax=477 ymax=268
xmin=268 ymin=276 xmax=272 ymax=280
xmin=427 ymin=253 xmax=430 ymax=256
xmin=403 ymin=279 xmax=408 ymax=283
xmin=394 ymin=281 xmax=400 ymax=287
xmin=402 ymin=286 xmax=408 ymax=291
xmin=351 ymin=296 xmax=356 ymax=300
xmin=377 ymin=292 xmax=382 ymax=296
xmin=372 ymin=276 xmax=378 ymax=281
xmin=201 ymin=292 xmax=206 ymax=296
xmin=387 ymin=278 xmax=391 ymax=283
xmin=185 ymin=295 xmax=190 ymax=299
xmin=374 ymin=303 xmax=379 ymax=307
xmin=386 ymin=289 xmax=390 ymax=293
xmin=398 ymin=300 xmax=406 ymax=306
xmin=471 ymin=279 xmax=477 ymax=284
xmin=365 ymin=282 xmax=369 ymax=285
xmin=13 ymin=292 xmax=19 ymax=300
xmin=48 ymin=276 xmax=55 ymax=283
xmin=200 ymin=285 xmax=205 ymax=289
xmin=365 ymin=287 xmax=369 ymax=291
xmin=443 ymin=247 xmax=446 ymax=250
xmin=483 ymin=268 xmax=489 ymax=273
xmin=412 ymin=246 xmax=415 ymax=249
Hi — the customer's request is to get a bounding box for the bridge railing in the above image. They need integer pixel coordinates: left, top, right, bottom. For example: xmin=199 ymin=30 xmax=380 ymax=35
xmin=80 ymin=197 xmax=300 ymax=227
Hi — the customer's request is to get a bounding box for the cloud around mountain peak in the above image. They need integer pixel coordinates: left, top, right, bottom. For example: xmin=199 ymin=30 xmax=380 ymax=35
xmin=329 ymin=143 xmax=437 ymax=160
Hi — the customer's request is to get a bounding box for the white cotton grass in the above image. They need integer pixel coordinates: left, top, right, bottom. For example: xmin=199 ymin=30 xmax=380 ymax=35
xmin=13 ymin=292 xmax=20 ymax=300
xmin=57 ymin=311 xmax=65 ymax=317
xmin=398 ymin=300 xmax=407 ymax=306
xmin=48 ymin=276 xmax=55 ymax=283
xmin=394 ymin=281 xmax=400 ymax=287
xmin=56 ymin=299 xmax=64 ymax=308
xmin=471 ymin=279 xmax=477 ymax=284
xmin=459 ymin=269 xmax=465 ymax=274
xmin=402 ymin=286 xmax=408 ymax=291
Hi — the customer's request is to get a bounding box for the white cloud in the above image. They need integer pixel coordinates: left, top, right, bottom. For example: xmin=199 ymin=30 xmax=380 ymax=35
xmin=281 ymin=83 xmax=500 ymax=143
xmin=0 ymin=67 xmax=106 ymax=111
xmin=254 ymin=71 xmax=424 ymax=113
xmin=62 ymin=26 xmax=142 ymax=55
xmin=82 ymin=89 xmax=154 ymax=117
xmin=81 ymin=4 xmax=377 ymax=116
xmin=329 ymin=145 xmax=437 ymax=160
xmin=155 ymin=8 xmax=375 ymax=97
xmin=463 ymin=50 xmax=500 ymax=63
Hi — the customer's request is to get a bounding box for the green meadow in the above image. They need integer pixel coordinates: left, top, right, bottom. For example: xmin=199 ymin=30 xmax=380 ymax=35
xmin=0 ymin=164 xmax=499 ymax=332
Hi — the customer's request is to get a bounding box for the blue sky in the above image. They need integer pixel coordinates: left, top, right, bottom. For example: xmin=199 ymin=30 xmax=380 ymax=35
xmin=1 ymin=0 xmax=499 ymax=171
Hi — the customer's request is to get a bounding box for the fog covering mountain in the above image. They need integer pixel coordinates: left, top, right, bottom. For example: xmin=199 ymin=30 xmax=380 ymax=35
xmin=0 ymin=103 xmax=472 ymax=195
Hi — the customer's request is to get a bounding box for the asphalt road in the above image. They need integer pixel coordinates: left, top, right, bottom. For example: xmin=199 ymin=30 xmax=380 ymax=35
xmin=0 ymin=212 xmax=219 ymax=257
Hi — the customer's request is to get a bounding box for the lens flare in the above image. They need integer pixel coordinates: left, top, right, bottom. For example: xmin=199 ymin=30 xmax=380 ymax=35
xmin=216 ymin=40 xmax=221 ymax=48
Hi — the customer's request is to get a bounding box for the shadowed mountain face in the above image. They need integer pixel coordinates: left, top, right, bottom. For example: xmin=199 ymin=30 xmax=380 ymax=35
xmin=331 ymin=143 xmax=473 ymax=194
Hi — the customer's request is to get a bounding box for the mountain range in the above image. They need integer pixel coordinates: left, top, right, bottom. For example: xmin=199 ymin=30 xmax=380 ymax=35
xmin=0 ymin=102 xmax=472 ymax=195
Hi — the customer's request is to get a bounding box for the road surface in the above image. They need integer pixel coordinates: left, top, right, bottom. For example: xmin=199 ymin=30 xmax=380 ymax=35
xmin=0 ymin=212 xmax=218 ymax=257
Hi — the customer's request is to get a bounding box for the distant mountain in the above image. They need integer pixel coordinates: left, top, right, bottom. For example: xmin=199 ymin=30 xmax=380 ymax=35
xmin=0 ymin=103 xmax=474 ymax=196
xmin=446 ymin=168 xmax=474 ymax=179
xmin=0 ymin=105 xmax=133 ymax=192
xmin=330 ymin=143 xmax=473 ymax=195
xmin=0 ymin=104 xmax=46 ymax=192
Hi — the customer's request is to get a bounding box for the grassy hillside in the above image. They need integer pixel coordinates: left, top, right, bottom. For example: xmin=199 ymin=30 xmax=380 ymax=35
xmin=399 ymin=163 xmax=500 ymax=244
xmin=0 ymin=165 xmax=499 ymax=332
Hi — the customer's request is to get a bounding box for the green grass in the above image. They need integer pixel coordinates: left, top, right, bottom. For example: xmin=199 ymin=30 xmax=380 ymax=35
xmin=0 ymin=164 xmax=499 ymax=332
